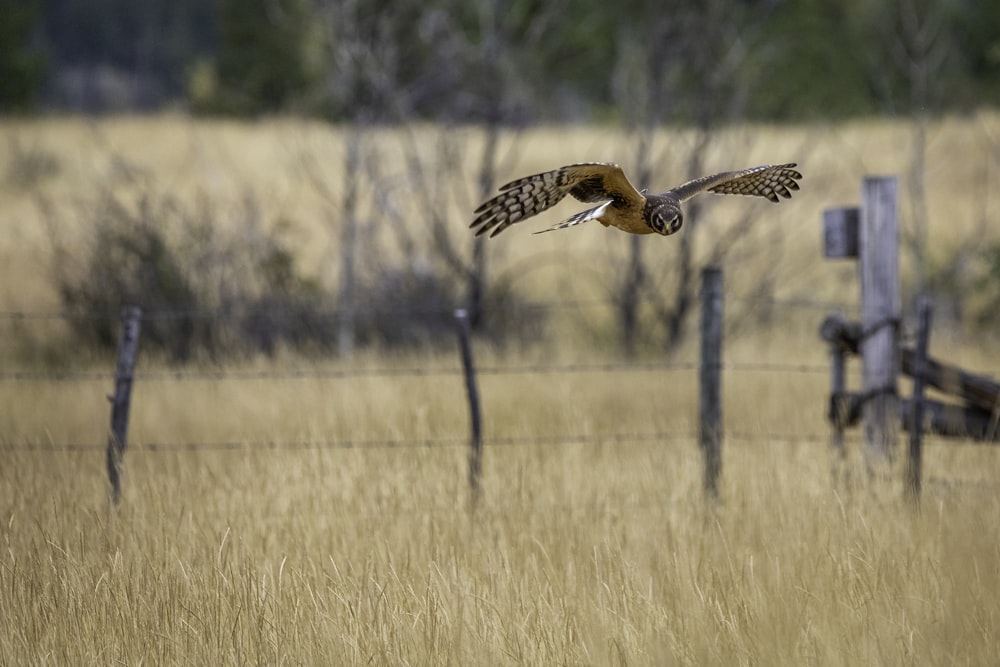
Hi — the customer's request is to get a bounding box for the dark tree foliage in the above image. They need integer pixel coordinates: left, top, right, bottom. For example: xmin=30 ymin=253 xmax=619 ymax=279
xmin=212 ymin=0 xmax=312 ymax=114
xmin=745 ymin=0 xmax=878 ymax=119
xmin=17 ymin=0 xmax=1000 ymax=119
xmin=0 ymin=0 xmax=47 ymax=112
xmin=37 ymin=0 xmax=216 ymax=110
xmin=954 ymin=0 xmax=1000 ymax=105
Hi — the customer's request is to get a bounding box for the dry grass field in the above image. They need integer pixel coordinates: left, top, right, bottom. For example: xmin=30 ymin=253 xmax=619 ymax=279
xmin=2 ymin=113 xmax=1000 ymax=665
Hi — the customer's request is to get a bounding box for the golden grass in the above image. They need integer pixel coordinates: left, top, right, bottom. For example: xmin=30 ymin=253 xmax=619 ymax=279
xmin=3 ymin=421 xmax=999 ymax=664
xmin=3 ymin=339 xmax=1000 ymax=664
xmin=2 ymin=113 xmax=1000 ymax=664
xmin=4 ymin=110 xmax=1000 ymax=315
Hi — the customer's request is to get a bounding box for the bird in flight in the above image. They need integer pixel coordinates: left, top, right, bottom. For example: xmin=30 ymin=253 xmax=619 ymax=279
xmin=470 ymin=162 xmax=802 ymax=238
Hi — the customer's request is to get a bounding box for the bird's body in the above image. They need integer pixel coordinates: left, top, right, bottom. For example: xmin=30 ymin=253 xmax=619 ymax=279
xmin=470 ymin=162 xmax=802 ymax=238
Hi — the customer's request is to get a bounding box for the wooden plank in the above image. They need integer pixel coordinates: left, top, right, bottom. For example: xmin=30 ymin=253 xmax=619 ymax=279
xmin=901 ymin=349 xmax=1000 ymax=412
xmin=834 ymin=391 xmax=1000 ymax=442
xmin=860 ymin=176 xmax=900 ymax=470
xmin=699 ymin=267 xmax=723 ymax=499
xmin=823 ymin=207 xmax=860 ymax=258
xmin=899 ymin=398 xmax=1000 ymax=443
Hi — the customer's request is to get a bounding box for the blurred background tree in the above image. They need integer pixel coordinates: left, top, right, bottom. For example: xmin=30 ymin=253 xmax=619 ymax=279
xmin=208 ymin=0 xmax=314 ymax=114
xmin=11 ymin=0 xmax=999 ymax=120
xmin=13 ymin=0 xmax=1000 ymax=358
xmin=0 ymin=0 xmax=48 ymax=112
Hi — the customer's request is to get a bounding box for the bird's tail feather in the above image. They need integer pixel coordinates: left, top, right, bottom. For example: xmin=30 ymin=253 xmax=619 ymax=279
xmin=532 ymin=202 xmax=608 ymax=234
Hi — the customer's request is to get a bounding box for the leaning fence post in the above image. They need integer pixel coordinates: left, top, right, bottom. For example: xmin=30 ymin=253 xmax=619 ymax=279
xmin=454 ymin=309 xmax=482 ymax=506
xmin=106 ymin=306 xmax=142 ymax=505
xmin=907 ymin=295 xmax=933 ymax=503
xmin=860 ymin=176 xmax=900 ymax=477
xmin=699 ymin=267 xmax=723 ymax=499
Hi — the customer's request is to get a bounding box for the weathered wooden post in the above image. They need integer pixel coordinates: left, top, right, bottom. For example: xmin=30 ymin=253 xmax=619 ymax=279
xmin=823 ymin=208 xmax=859 ymax=484
xmin=860 ymin=177 xmax=900 ymax=476
xmin=454 ymin=309 xmax=483 ymax=506
xmin=830 ymin=340 xmax=848 ymax=478
xmin=106 ymin=306 xmax=142 ymax=505
xmin=907 ymin=295 xmax=933 ymax=503
xmin=699 ymin=267 xmax=723 ymax=499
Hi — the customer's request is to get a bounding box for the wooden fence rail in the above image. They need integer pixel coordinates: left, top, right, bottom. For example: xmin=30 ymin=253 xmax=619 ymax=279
xmin=822 ymin=175 xmax=999 ymax=499
xmin=821 ymin=312 xmax=1000 ymax=444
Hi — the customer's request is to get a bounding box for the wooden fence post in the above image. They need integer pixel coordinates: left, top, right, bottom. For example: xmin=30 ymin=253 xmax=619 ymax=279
xmin=454 ymin=309 xmax=483 ymax=506
xmin=699 ymin=267 xmax=723 ymax=499
xmin=860 ymin=176 xmax=900 ymax=476
xmin=829 ymin=341 xmax=848 ymax=481
xmin=822 ymin=206 xmax=859 ymax=486
xmin=106 ymin=306 xmax=142 ymax=505
xmin=907 ymin=295 xmax=933 ymax=503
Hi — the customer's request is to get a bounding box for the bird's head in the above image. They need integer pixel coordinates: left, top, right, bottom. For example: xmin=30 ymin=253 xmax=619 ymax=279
xmin=645 ymin=197 xmax=683 ymax=236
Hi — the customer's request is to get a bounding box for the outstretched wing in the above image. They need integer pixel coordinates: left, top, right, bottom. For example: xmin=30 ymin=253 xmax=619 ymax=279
xmin=470 ymin=162 xmax=644 ymax=237
xmin=668 ymin=163 xmax=802 ymax=203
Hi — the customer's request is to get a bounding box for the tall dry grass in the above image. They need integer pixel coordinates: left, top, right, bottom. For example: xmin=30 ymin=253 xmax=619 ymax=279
xmin=2 ymin=340 xmax=1000 ymax=664
xmin=3 ymin=111 xmax=1000 ymax=318
xmin=3 ymin=412 xmax=999 ymax=664
xmin=1 ymin=113 xmax=1000 ymax=664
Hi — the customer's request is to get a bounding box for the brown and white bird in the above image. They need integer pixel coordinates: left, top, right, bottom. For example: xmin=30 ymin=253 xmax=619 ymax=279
xmin=470 ymin=162 xmax=802 ymax=238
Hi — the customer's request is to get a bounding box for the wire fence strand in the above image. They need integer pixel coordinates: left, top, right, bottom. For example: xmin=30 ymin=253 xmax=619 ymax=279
xmin=2 ymin=429 xmax=867 ymax=453
xmin=0 ymin=295 xmax=859 ymax=324
xmin=6 ymin=300 xmax=984 ymax=464
xmin=0 ymin=360 xmax=840 ymax=383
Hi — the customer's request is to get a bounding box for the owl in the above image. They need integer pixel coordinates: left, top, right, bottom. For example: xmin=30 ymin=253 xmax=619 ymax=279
xmin=471 ymin=162 xmax=802 ymax=237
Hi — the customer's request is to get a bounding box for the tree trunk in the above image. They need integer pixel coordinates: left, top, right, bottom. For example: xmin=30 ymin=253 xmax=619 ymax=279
xmin=468 ymin=124 xmax=499 ymax=332
xmin=337 ymin=127 xmax=362 ymax=358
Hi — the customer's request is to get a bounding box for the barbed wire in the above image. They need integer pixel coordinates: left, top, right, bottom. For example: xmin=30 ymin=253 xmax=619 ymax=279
xmin=6 ymin=430 xmax=992 ymax=454
xmin=1 ymin=429 xmax=864 ymax=453
xmin=0 ymin=295 xmax=855 ymax=383
xmin=9 ymin=430 xmax=987 ymax=454
xmin=0 ymin=294 xmax=857 ymax=324
xmin=0 ymin=359 xmax=839 ymax=383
